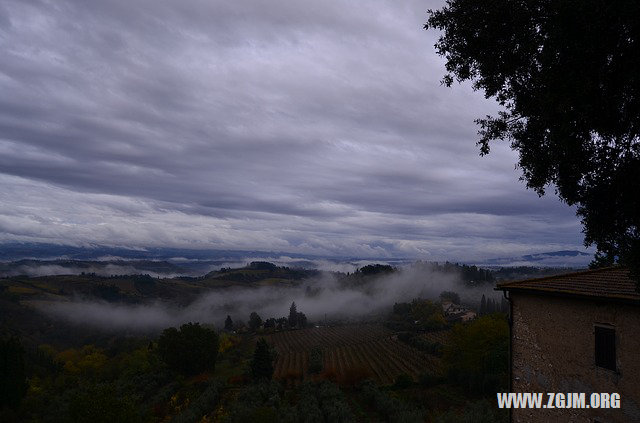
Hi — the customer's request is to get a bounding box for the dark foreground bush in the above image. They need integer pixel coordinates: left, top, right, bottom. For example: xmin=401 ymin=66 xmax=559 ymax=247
xmin=443 ymin=315 xmax=508 ymax=394
xmin=157 ymin=323 xmax=219 ymax=375
xmin=224 ymin=380 xmax=353 ymax=423
xmin=361 ymin=380 xmax=423 ymax=423
xmin=68 ymin=383 xmax=141 ymax=423
xmin=171 ymin=380 xmax=221 ymax=423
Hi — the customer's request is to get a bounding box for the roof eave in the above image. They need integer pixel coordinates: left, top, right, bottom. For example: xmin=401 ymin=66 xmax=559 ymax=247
xmin=495 ymin=286 xmax=640 ymax=305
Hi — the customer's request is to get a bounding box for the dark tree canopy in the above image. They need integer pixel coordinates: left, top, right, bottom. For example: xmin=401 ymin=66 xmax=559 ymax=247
xmin=68 ymin=383 xmax=140 ymax=423
xmin=426 ymin=1 xmax=640 ymax=278
xmin=157 ymin=322 xmax=219 ymax=375
xmin=357 ymin=264 xmax=396 ymax=275
xmin=248 ymin=312 xmax=262 ymax=332
xmin=247 ymin=261 xmax=277 ymax=270
xmin=0 ymin=336 xmax=28 ymax=410
xmin=444 ymin=315 xmax=509 ymax=394
xmin=296 ymin=312 xmax=308 ymax=329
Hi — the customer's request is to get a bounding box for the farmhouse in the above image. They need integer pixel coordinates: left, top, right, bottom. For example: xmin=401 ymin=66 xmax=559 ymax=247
xmin=441 ymin=301 xmax=476 ymax=322
xmin=497 ymin=267 xmax=640 ymax=422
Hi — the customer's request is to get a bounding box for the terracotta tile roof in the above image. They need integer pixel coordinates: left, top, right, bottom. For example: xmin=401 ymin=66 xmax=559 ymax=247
xmin=496 ymin=267 xmax=640 ymax=301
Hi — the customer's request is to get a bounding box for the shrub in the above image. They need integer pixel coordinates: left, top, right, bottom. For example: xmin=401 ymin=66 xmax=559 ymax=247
xmin=418 ymin=371 xmax=442 ymax=388
xmin=308 ymin=347 xmax=323 ymax=374
xmin=172 ymin=381 xmax=221 ymax=423
xmin=361 ymin=381 xmax=423 ymax=422
xmin=67 ymin=383 xmax=141 ymax=423
xmin=319 ymin=366 xmax=338 ymax=383
xmin=338 ymin=365 xmax=371 ymax=387
xmin=224 ymin=380 xmax=284 ymax=423
xmin=393 ymin=373 xmax=413 ymax=389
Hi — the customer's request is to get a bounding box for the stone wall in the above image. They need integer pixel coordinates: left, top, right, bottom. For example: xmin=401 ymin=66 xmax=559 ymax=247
xmin=510 ymin=292 xmax=640 ymax=422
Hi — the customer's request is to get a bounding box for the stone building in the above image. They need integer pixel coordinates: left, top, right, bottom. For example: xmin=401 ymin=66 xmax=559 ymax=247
xmin=441 ymin=301 xmax=476 ymax=322
xmin=497 ymin=267 xmax=640 ymax=422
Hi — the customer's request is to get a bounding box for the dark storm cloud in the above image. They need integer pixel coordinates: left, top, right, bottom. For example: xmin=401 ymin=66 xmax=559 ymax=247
xmin=0 ymin=0 xmax=591 ymax=260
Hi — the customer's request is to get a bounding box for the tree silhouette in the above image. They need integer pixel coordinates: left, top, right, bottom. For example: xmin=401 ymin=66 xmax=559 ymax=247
xmin=297 ymin=312 xmax=307 ymax=329
xmin=264 ymin=318 xmax=276 ymax=329
xmin=250 ymin=338 xmax=274 ymax=381
xmin=157 ymin=322 xmax=219 ymax=375
xmin=426 ymin=1 xmax=640 ymax=279
xmin=249 ymin=312 xmax=262 ymax=332
xmin=224 ymin=315 xmax=234 ymax=331
xmin=288 ymin=302 xmax=298 ymax=328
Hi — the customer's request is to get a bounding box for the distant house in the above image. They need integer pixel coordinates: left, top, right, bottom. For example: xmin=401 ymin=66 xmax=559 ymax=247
xmin=441 ymin=301 xmax=476 ymax=322
xmin=497 ymin=267 xmax=640 ymax=422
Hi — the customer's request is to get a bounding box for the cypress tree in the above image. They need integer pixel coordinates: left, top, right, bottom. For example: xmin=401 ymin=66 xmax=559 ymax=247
xmin=288 ymin=302 xmax=298 ymax=328
xmin=224 ymin=315 xmax=234 ymax=331
xmin=251 ymin=338 xmax=274 ymax=380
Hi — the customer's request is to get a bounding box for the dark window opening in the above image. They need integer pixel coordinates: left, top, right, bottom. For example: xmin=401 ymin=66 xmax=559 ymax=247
xmin=594 ymin=326 xmax=616 ymax=371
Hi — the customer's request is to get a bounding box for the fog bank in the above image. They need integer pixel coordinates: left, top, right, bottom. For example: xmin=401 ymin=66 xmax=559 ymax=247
xmin=41 ymin=265 xmax=500 ymax=332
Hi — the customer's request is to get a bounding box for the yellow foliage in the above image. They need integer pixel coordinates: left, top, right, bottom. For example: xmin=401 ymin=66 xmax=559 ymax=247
xmin=28 ymin=376 xmax=43 ymax=394
xmin=38 ymin=344 xmax=57 ymax=358
xmin=218 ymin=334 xmax=233 ymax=353
xmin=8 ymin=286 xmax=38 ymax=294
xmin=56 ymin=345 xmax=107 ymax=375
xmin=119 ymin=347 xmax=153 ymax=373
xmin=63 ymin=360 xmax=80 ymax=374
xmin=57 ymin=348 xmax=80 ymax=364
xmin=77 ymin=350 xmax=108 ymax=372
xmin=170 ymin=393 xmax=190 ymax=413
xmin=218 ymin=333 xmax=240 ymax=353
xmin=213 ymin=404 xmax=227 ymax=421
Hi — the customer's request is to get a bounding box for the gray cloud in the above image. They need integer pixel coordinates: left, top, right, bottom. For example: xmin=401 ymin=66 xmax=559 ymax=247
xmin=0 ymin=0 xmax=591 ymax=261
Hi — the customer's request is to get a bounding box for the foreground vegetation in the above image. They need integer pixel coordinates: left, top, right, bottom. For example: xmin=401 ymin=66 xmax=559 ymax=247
xmin=1 ymin=315 xmax=508 ymax=422
xmin=1 ymin=261 xmax=511 ymax=422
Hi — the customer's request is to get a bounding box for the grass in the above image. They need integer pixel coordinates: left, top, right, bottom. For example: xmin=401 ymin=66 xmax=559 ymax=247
xmin=8 ymin=285 xmax=39 ymax=295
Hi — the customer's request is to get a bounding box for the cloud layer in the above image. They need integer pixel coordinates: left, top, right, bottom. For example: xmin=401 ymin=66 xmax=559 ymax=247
xmin=0 ymin=0 xmax=590 ymax=261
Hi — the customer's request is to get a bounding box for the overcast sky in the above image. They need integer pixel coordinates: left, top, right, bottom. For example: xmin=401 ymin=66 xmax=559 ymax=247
xmin=0 ymin=0 xmax=591 ymax=261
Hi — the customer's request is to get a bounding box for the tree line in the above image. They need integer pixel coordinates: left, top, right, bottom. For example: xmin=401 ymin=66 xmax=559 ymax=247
xmin=224 ymin=301 xmax=309 ymax=333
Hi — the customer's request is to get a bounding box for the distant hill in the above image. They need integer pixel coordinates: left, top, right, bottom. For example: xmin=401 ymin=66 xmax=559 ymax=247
xmin=0 ymin=242 xmax=405 ymax=274
xmin=0 ymin=242 xmax=595 ymax=274
xmin=473 ymin=250 xmax=592 ymax=268
xmin=0 ymin=241 xmax=318 ymax=261
xmin=0 ymin=259 xmax=188 ymax=278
